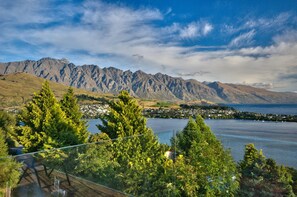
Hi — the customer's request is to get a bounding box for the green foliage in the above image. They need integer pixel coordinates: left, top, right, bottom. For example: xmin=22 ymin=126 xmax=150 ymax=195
xmin=172 ymin=115 xmax=239 ymax=196
xmin=0 ymin=129 xmax=21 ymax=194
xmin=0 ymin=111 xmax=15 ymax=135
xmin=172 ymin=117 xmax=200 ymax=156
xmin=153 ymin=155 xmax=199 ymax=197
xmin=99 ymin=91 xmax=147 ymax=138
xmin=89 ymin=132 xmax=111 ymax=143
xmin=97 ymin=91 xmax=161 ymax=159
xmin=238 ymin=143 xmax=296 ymax=196
xmin=287 ymin=167 xmax=297 ymax=195
xmin=17 ymin=81 xmax=86 ymax=152
xmin=0 ymin=110 xmax=17 ymax=147
xmin=74 ymin=141 xmax=119 ymax=187
xmin=97 ymin=95 xmax=239 ymax=196
xmin=60 ymin=87 xmax=89 ymax=143
xmin=0 ymin=132 xmax=7 ymax=158
xmin=72 ymin=133 xmax=119 ymax=188
xmin=67 ymin=133 xmax=121 ymax=188
xmin=97 ymin=90 xmax=165 ymax=195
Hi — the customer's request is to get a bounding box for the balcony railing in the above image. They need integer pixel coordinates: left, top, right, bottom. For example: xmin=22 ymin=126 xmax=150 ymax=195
xmin=5 ymin=132 xmax=176 ymax=197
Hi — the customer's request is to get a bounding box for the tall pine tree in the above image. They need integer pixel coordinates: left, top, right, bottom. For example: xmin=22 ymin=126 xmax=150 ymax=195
xmin=60 ymin=87 xmax=89 ymax=143
xmin=172 ymin=116 xmax=239 ymax=196
xmin=97 ymin=90 xmax=164 ymax=195
xmin=17 ymin=81 xmax=86 ymax=152
xmin=97 ymin=90 xmax=161 ymax=158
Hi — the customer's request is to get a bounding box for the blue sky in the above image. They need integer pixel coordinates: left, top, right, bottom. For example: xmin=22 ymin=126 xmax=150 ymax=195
xmin=1 ymin=0 xmax=297 ymax=92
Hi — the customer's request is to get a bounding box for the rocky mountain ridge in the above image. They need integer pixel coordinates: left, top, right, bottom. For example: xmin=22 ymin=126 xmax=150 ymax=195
xmin=1 ymin=57 xmax=297 ymax=104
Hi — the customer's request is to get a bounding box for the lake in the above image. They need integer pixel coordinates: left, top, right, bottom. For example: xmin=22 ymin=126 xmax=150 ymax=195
xmin=87 ymin=118 xmax=297 ymax=168
xmin=227 ymin=104 xmax=297 ymax=115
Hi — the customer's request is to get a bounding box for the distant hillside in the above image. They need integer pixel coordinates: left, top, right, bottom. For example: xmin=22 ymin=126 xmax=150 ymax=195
xmin=0 ymin=72 xmax=113 ymax=109
xmin=1 ymin=57 xmax=297 ymax=104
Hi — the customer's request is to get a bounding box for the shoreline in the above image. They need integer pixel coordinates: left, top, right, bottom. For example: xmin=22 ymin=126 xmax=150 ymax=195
xmin=82 ymin=104 xmax=297 ymax=122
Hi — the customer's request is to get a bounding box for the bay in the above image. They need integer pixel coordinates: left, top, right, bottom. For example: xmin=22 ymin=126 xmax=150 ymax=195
xmin=227 ymin=104 xmax=297 ymax=115
xmin=87 ymin=118 xmax=297 ymax=168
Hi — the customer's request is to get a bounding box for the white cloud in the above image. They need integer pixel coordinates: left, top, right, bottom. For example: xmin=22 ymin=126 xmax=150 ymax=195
xmin=179 ymin=21 xmax=213 ymax=39
xmin=163 ymin=21 xmax=213 ymax=39
xmin=229 ymin=30 xmax=256 ymax=48
xmin=273 ymin=30 xmax=297 ymax=44
xmin=239 ymin=82 xmax=274 ymax=89
xmin=0 ymin=0 xmax=52 ymax=25
xmin=176 ymin=71 xmax=210 ymax=77
xmin=81 ymin=1 xmax=163 ymax=26
xmin=244 ymin=12 xmax=291 ymax=29
xmin=180 ymin=23 xmax=200 ymax=38
xmin=222 ymin=12 xmax=293 ymax=37
xmin=202 ymin=23 xmax=213 ymax=35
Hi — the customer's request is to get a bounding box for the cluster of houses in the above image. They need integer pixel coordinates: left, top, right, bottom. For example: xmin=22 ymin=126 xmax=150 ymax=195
xmin=143 ymin=107 xmax=236 ymax=119
xmin=80 ymin=104 xmax=109 ymax=118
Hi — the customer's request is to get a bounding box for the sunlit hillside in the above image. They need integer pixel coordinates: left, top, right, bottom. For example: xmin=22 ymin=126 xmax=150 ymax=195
xmin=0 ymin=72 xmax=114 ymax=109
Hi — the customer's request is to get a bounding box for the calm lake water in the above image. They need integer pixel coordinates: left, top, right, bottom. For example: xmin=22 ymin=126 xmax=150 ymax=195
xmin=227 ymin=104 xmax=297 ymax=115
xmin=87 ymin=118 xmax=297 ymax=168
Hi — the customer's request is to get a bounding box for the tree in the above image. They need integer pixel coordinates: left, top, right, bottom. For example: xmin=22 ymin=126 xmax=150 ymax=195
xmin=0 ymin=129 xmax=21 ymax=195
xmin=97 ymin=90 xmax=165 ymax=195
xmin=60 ymin=87 xmax=89 ymax=143
xmin=97 ymin=90 xmax=161 ymax=160
xmin=238 ymin=143 xmax=295 ymax=196
xmin=0 ymin=110 xmax=17 ymax=147
xmin=17 ymin=81 xmax=86 ymax=152
xmin=172 ymin=116 xmax=239 ymax=196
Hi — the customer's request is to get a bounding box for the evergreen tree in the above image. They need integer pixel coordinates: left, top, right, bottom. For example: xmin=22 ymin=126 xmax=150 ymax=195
xmin=97 ymin=90 xmax=161 ymax=159
xmin=97 ymin=90 xmax=164 ymax=195
xmin=17 ymin=81 xmax=85 ymax=152
xmin=0 ymin=129 xmax=21 ymax=195
xmin=0 ymin=110 xmax=17 ymax=147
xmin=60 ymin=87 xmax=89 ymax=143
xmin=238 ymin=143 xmax=295 ymax=196
xmin=172 ymin=115 xmax=239 ymax=196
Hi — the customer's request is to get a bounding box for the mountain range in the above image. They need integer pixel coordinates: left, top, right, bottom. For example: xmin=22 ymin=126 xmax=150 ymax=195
xmin=1 ymin=57 xmax=297 ymax=104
